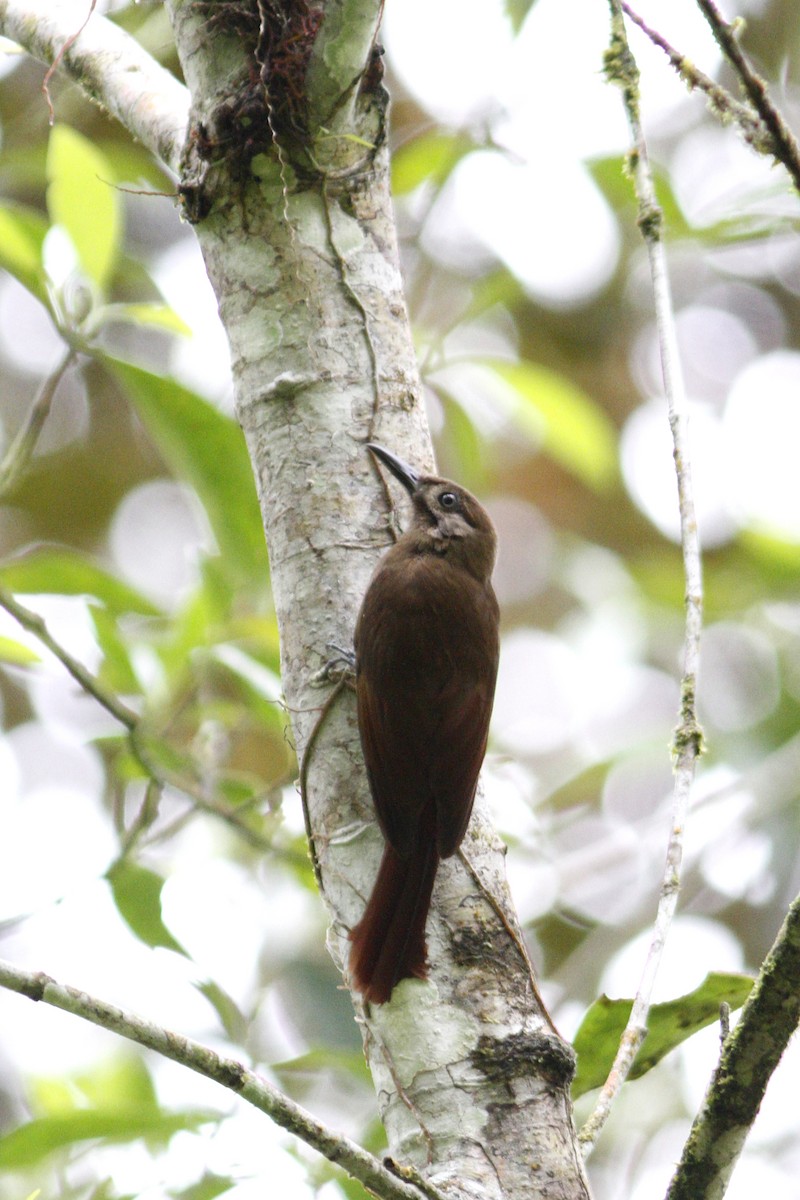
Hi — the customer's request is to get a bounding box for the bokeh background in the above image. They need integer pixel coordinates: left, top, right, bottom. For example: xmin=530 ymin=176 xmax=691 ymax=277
xmin=1 ymin=0 xmax=799 ymax=1196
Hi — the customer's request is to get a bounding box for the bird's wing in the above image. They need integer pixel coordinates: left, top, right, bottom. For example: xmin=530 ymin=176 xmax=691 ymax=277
xmin=429 ymin=677 xmax=494 ymax=857
xmin=357 ymin=670 xmax=495 ymax=859
xmin=357 ymin=672 xmax=434 ymax=856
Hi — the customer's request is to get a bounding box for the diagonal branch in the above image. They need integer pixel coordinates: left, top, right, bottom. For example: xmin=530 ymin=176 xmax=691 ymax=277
xmin=620 ymin=3 xmax=772 ymax=155
xmin=0 ymin=585 xmax=283 ymax=853
xmin=580 ymin=0 xmax=704 ymax=1155
xmin=0 ymin=350 xmax=77 ymax=499
xmin=0 ymin=583 xmax=139 ymax=727
xmin=665 ymin=891 xmax=800 ymax=1199
xmin=0 ymin=956 xmax=440 ymax=1200
xmin=695 ymin=0 xmax=800 ymax=194
xmin=0 ymin=0 xmax=190 ymax=173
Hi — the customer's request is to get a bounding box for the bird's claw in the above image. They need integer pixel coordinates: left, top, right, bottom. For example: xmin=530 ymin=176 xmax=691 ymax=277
xmin=310 ymin=643 xmax=357 ymax=687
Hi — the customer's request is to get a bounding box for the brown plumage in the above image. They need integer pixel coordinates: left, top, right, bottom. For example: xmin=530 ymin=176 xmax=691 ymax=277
xmin=349 ymin=444 xmax=499 ymax=1004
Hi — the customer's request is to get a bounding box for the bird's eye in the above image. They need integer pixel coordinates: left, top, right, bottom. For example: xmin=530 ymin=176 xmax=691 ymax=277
xmin=439 ymin=492 xmax=458 ymax=509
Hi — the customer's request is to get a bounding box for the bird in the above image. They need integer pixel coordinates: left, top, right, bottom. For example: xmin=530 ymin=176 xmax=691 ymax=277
xmin=348 ymin=443 xmax=499 ymax=1004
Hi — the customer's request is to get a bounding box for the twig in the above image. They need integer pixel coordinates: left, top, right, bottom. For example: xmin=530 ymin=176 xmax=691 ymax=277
xmin=580 ymin=3 xmax=704 ymax=1156
xmin=41 ymin=0 xmax=98 ymax=123
xmin=0 ymin=350 xmax=77 ymax=499
xmin=0 ymin=0 xmax=190 ymax=173
xmin=298 ymin=670 xmax=356 ymax=892
xmin=620 ymin=3 xmax=771 ymax=153
xmin=665 ymin=891 xmax=800 ymax=1199
xmin=130 ymin=730 xmax=281 ymax=853
xmin=695 ymin=0 xmax=800 ymax=194
xmin=321 ymin=181 xmax=383 ymax=442
xmin=120 ymin=778 xmax=163 ymax=854
xmin=0 ymin=957 xmax=439 ymax=1200
xmin=0 ymin=586 xmax=281 ymax=853
xmin=0 ymin=585 xmax=138 ymax=727
xmin=457 ymin=846 xmax=558 ymax=1035
xmin=369 ymin=1026 xmax=437 ymax=1166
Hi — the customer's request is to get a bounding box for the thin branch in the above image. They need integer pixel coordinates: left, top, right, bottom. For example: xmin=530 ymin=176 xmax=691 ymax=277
xmin=0 ymin=349 xmax=77 ymax=499
xmin=130 ymin=730 xmax=283 ymax=853
xmin=620 ymin=3 xmax=771 ymax=154
xmin=0 ymin=0 xmax=190 ymax=174
xmin=0 ymin=957 xmax=438 ymax=1200
xmin=41 ymin=0 xmax=97 ymax=123
xmin=665 ymin=891 xmax=800 ymax=1199
xmin=695 ymin=0 xmax=800 ymax=194
xmin=580 ymin=2 xmax=704 ymax=1156
xmin=457 ymin=845 xmax=559 ymax=1036
xmin=0 ymin=586 xmax=283 ymax=853
xmin=298 ymin=668 xmax=355 ymax=894
xmin=119 ymin=777 xmax=163 ymax=855
xmin=0 ymin=584 xmax=138 ymax=727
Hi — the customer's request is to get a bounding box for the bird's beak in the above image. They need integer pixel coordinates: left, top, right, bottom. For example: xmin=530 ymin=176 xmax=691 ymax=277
xmin=366 ymin=443 xmax=420 ymax=495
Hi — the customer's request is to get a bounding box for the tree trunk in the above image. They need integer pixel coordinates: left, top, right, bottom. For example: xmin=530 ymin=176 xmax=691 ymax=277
xmin=164 ymin=4 xmax=591 ymax=1194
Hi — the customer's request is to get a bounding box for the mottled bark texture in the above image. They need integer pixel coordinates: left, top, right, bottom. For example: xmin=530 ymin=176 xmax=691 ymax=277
xmin=665 ymin=891 xmax=800 ymax=1200
xmin=169 ymin=2 xmax=592 ymax=1195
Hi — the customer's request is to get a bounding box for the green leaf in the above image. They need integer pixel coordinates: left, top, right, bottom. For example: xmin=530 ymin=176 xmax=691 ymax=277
xmin=156 ymin=557 xmax=235 ymax=682
xmin=588 ymin=155 xmax=691 ymax=239
xmin=572 ymin=972 xmax=754 ymax=1098
xmin=85 ymin=1182 xmax=125 ymax=1200
xmin=392 ymin=131 xmax=476 ymax=195
xmin=0 ymin=1108 xmax=213 ymax=1168
xmin=587 ymin=155 xmax=785 ymax=247
xmin=97 ymin=302 xmax=191 ymax=336
xmin=0 ymin=549 xmax=161 ymax=617
xmin=504 ymin=0 xmax=540 ymax=34
xmin=210 ymin=645 xmax=286 ymax=730
xmin=47 ymin=125 xmax=121 ymax=292
xmin=21 ymin=1060 xmax=183 ymax=1193
xmin=195 ymin=980 xmax=247 ymax=1042
xmin=73 ymin=1056 xmax=158 ymax=1114
xmin=273 ymin=1047 xmax=370 ymax=1085
xmin=89 ymin=604 xmax=142 ymax=694
xmin=0 ymin=636 xmax=40 ymax=666
xmin=171 ymin=1174 xmax=237 ymax=1200
xmin=332 ymin=1177 xmax=375 ymax=1200
xmin=740 ymin=528 xmax=800 ymax=579
xmin=428 ymin=387 xmax=488 ymax=492
xmin=485 ymin=358 xmax=618 ymax=489
xmin=0 ymin=140 xmax=48 ymax=191
xmin=0 ymin=204 xmax=50 ymax=307
xmin=460 ymin=268 xmax=524 ymax=325
xmin=104 ymin=357 xmax=269 ymax=584
xmin=89 ymin=137 xmax=175 ymax=194
xmin=106 ymin=860 xmax=187 ymax=956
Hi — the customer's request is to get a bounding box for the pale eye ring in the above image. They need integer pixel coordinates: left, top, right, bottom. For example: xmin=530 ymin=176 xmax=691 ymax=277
xmin=439 ymin=492 xmax=458 ymax=509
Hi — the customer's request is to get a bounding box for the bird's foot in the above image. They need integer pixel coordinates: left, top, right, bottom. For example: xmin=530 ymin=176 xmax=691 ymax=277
xmin=310 ymin=643 xmax=356 ymax=688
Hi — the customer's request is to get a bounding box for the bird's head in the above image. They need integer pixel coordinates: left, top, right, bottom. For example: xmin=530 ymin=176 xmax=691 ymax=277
xmin=367 ymin=443 xmax=497 ymax=582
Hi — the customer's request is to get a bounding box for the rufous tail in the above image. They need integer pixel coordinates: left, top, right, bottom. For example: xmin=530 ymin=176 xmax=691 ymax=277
xmin=348 ymin=832 xmax=439 ymax=1005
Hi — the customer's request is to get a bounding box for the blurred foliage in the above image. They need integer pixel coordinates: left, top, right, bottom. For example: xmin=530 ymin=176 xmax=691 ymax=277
xmin=0 ymin=1056 xmax=214 ymax=1169
xmin=571 ymin=972 xmax=754 ymax=1098
xmin=0 ymin=1 xmax=799 ymax=1198
xmin=105 ymin=859 xmax=189 ymax=956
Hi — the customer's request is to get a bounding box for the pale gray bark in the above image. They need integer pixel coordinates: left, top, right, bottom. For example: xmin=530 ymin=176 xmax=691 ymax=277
xmin=665 ymin=890 xmax=800 ymax=1200
xmin=163 ymin=5 xmax=590 ymax=1194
